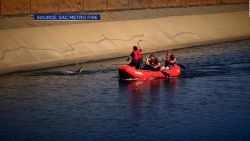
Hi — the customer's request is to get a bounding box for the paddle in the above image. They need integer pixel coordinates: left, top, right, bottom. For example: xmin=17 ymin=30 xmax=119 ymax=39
xmin=177 ymin=63 xmax=186 ymax=69
xmin=161 ymin=71 xmax=170 ymax=78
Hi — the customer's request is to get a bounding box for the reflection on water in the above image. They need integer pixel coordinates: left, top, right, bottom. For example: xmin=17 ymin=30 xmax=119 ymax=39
xmin=167 ymin=79 xmax=180 ymax=95
xmin=118 ymin=79 xmax=180 ymax=122
xmin=119 ymin=78 xmax=180 ymax=96
xmin=0 ymin=40 xmax=250 ymax=141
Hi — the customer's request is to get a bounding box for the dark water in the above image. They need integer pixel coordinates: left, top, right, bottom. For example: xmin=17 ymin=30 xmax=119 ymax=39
xmin=0 ymin=40 xmax=250 ymax=141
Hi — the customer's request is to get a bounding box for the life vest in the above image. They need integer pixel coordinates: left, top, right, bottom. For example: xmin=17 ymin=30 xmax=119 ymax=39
xmin=133 ymin=50 xmax=141 ymax=61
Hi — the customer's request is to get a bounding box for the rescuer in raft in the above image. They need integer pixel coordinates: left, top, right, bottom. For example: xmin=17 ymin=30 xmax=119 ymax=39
xmin=162 ymin=50 xmax=176 ymax=69
xmin=127 ymin=46 xmax=142 ymax=69
xmin=143 ymin=54 xmax=161 ymax=71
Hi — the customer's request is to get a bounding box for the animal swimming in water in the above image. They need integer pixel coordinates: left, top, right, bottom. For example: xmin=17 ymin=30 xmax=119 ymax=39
xmin=75 ymin=63 xmax=85 ymax=73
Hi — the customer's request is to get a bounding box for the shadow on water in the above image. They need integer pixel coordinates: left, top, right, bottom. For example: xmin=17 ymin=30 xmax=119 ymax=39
xmin=181 ymin=62 xmax=250 ymax=78
xmin=22 ymin=68 xmax=117 ymax=76
xmin=181 ymin=66 xmax=226 ymax=78
xmin=22 ymin=61 xmax=250 ymax=81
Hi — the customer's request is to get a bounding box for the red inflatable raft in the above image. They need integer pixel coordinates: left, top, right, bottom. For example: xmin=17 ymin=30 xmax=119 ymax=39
xmin=119 ymin=64 xmax=181 ymax=79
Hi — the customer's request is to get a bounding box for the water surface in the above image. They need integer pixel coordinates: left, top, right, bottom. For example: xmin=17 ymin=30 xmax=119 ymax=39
xmin=0 ymin=40 xmax=250 ymax=141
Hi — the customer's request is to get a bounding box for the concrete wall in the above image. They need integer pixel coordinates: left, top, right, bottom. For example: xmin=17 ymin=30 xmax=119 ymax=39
xmin=59 ymin=0 xmax=83 ymax=12
xmin=186 ymin=0 xmax=202 ymax=6
xmin=1 ymin=0 xmax=30 ymax=15
xmin=150 ymin=0 xmax=167 ymax=8
xmin=0 ymin=0 xmax=248 ymax=15
xmin=130 ymin=0 xmax=149 ymax=9
xmin=0 ymin=11 xmax=250 ymax=75
xmin=108 ymin=0 xmax=129 ymax=10
xmin=202 ymin=0 xmax=217 ymax=5
xmin=220 ymin=0 xmax=248 ymax=4
xmin=167 ymin=0 xmax=186 ymax=7
xmin=31 ymin=0 xmax=59 ymax=13
xmin=84 ymin=0 xmax=107 ymax=11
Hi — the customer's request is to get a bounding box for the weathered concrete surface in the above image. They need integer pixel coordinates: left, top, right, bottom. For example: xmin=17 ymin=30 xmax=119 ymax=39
xmin=31 ymin=0 xmax=59 ymax=13
xmin=130 ymin=0 xmax=149 ymax=9
xmin=220 ymin=0 xmax=248 ymax=4
xmin=150 ymin=0 xmax=167 ymax=8
xmin=0 ymin=4 xmax=247 ymax=30
xmin=108 ymin=0 xmax=129 ymax=10
xmin=84 ymin=0 xmax=107 ymax=11
xmin=1 ymin=0 xmax=30 ymax=15
xmin=0 ymin=0 xmax=248 ymax=15
xmin=59 ymin=0 xmax=83 ymax=12
xmin=168 ymin=0 xmax=185 ymax=7
xmin=202 ymin=0 xmax=217 ymax=5
xmin=0 ymin=11 xmax=250 ymax=75
xmin=186 ymin=0 xmax=202 ymax=6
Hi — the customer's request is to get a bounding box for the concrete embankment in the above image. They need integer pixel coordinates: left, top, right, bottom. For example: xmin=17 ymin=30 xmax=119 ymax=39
xmin=0 ymin=11 xmax=250 ymax=75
